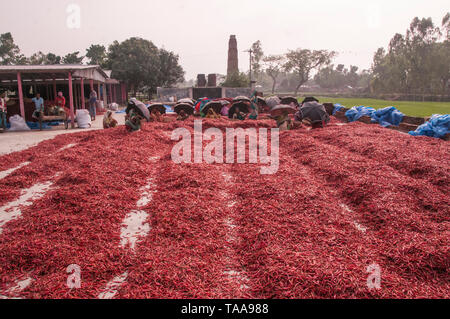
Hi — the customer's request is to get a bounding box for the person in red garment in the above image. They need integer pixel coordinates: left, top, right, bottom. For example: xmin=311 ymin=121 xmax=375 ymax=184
xmin=55 ymin=92 xmax=69 ymax=115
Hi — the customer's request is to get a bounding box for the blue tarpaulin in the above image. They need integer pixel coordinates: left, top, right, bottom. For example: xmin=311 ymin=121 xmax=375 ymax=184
xmin=371 ymin=107 xmax=404 ymax=127
xmin=409 ymin=114 xmax=450 ymax=139
xmin=345 ymin=106 xmax=376 ymax=122
xmin=332 ymin=103 xmax=346 ymax=115
xmin=344 ymin=105 xmax=404 ymax=127
xmin=164 ymin=105 xmax=175 ymax=114
xmin=26 ymin=122 xmax=52 ymax=130
xmin=5 ymin=122 xmax=56 ymax=130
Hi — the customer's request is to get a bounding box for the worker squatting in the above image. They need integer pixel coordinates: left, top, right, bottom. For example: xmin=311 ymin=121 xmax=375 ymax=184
xmin=171 ymin=120 xmax=280 ymax=175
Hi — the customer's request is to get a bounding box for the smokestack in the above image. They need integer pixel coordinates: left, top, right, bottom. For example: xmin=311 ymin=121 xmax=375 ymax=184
xmin=197 ymin=74 xmax=207 ymax=87
xmin=227 ymin=35 xmax=239 ymax=77
xmin=207 ymin=74 xmax=217 ymax=87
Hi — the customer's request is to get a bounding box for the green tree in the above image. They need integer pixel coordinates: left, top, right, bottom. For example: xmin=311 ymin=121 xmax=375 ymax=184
xmin=62 ymin=51 xmax=84 ymax=64
xmin=28 ymin=51 xmax=61 ymax=65
xmin=371 ymin=14 xmax=449 ymax=95
xmin=221 ymin=72 xmax=249 ymax=88
xmin=262 ymin=54 xmax=284 ymax=93
xmin=284 ymin=49 xmax=336 ymax=96
xmin=0 ymin=32 xmax=25 ymax=65
xmin=157 ymin=48 xmax=185 ymax=88
xmin=86 ymin=44 xmax=107 ymax=66
xmin=251 ymin=40 xmax=264 ymax=75
xmin=315 ymin=64 xmax=366 ymax=90
xmin=107 ymin=38 xmax=184 ymax=97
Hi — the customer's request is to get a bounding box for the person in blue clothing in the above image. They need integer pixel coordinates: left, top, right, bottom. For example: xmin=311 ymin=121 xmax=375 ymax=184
xmin=89 ymin=90 xmax=97 ymax=121
xmin=31 ymin=93 xmax=45 ymax=120
xmin=0 ymin=92 xmax=7 ymax=132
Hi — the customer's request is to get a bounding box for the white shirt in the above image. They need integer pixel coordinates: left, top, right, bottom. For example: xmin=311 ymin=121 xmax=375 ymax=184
xmin=0 ymin=97 xmax=6 ymax=112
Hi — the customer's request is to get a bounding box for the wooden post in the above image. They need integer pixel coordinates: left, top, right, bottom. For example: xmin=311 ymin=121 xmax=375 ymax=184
xmin=109 ymin=84 xmax=112 ymax=104
xmin=53 ymin=79 xmax=57 ymax=101
xmin=17 ymin=72 xmax=25 ymax=118
xmin=113 ymin=85 xmax=117 ymax=103
xmin=120 ymin=84 xmax=124 ymax=104
xmin=80 ymin=78 xmax=85 ymax=109
xmin=103 ymin=84 xmax=108 ymax=106
xmin=74 ymin=83 xmax=79 ymax=109
xmin=121 ymin=83 xmax=126 ymax=104
xmin=68 ymin=72 xmax=75 ymax=128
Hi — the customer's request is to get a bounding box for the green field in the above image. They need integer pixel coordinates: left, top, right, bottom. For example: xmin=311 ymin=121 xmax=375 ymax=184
xmin=317 ymin=97 xmax=450 ymax=117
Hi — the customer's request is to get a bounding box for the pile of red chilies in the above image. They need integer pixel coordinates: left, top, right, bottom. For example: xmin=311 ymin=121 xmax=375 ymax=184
xmin=0 ymin=118 xmax=448 ymax=299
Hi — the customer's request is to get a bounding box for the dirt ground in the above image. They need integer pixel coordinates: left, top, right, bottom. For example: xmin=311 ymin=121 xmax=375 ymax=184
xmin=0 ymin=113 xmax=126 ymax=155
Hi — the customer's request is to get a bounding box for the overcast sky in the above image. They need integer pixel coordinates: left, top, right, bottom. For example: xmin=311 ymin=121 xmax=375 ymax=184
xmin=0 ymin=0 xmax=448 ymax=79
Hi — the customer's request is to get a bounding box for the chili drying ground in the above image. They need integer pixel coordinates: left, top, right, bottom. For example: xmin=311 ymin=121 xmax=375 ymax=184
xmin=0 ymin=118 xmax=448 ymax=299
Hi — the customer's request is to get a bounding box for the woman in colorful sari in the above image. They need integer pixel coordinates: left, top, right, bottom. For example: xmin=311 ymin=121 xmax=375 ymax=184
xmin=103 ymin=110 xmax=118 ymax=129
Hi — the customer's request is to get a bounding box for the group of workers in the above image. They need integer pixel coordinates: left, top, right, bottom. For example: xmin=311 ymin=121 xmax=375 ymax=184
xmin=0 ymin=88 xmax=104 ymax=133
xmin=0 ymin=89 xmax=329 ymax=134
xmin=122 ymin=94 xmax=330 ymax=133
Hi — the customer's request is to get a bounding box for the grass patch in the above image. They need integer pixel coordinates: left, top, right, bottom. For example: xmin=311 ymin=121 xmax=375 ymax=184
xmin=316 ymin=97 xmax=450 ymax=117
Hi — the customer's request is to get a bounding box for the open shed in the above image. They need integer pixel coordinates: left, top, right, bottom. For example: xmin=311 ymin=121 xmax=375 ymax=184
xmin=0 ymin=65 xmax=124 ymax=128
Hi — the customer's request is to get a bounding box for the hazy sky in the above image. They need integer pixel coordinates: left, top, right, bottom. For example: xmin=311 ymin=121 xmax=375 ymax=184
xmin=1 ymin=0 xmax=448 ymax=79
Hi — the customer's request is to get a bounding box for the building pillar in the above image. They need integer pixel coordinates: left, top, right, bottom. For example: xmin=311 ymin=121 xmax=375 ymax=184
xmin=80 ymin=78 xmax=85 ymax=109
xmin=103 ymin=84 xmax=108 ymax=106
xmin=53 ymin=79 xmax=57 ymax=101
xmin=17 ymin=72 xmax=25 ymax=118
xmin=97 ymin=83 xmax=101 ymax=106
xmin=68 ymin=72 xmax=75 ymax=128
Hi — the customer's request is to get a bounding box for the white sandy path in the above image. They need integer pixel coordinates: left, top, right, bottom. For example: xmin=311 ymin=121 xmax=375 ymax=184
xmin=0 ymin=277 xmax=33 ymax=299
xmin=221 ymin=172 xmax=250 ymax=292
xmin=98 ymin=272 xmax=129 ymax=300
xmin=0 ymin=113 xmax=126 ymax=156
xmin=0 ymin=181 xmax=53 ymax=234
xmin=57 ymin=143 xmax=78 ymax=152
xmin=120 ymin=178 xmax=155 ymax=250
xmin=99 ymin=173 xmax=158 ymax=299
xmin=340 ymin=203 xmax=368 ymax=233
xmin=0 ymin=162 xmax=31 ymax=180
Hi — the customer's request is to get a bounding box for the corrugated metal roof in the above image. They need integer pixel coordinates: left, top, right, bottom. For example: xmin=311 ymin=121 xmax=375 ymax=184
xmin=0 ymin=64 xmax=111 ymax=83
xmin=0 ymin=64 xmax=102 ymax=72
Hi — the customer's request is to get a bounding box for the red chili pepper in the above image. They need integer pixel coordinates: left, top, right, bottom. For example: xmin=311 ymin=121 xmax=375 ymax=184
xmin=0 ymin=118 xmax=448 ymax=299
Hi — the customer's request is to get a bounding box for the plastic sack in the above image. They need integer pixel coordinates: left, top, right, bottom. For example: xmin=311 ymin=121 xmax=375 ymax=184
xmin=109 ymin=103 xmax=119 ymax=111
xmin=8 ymin=115 xmax=30 ymax=131
xmin=409 ymin=114 xmax=450 ymax=139
xmin=76 ymin=109 xmax=92 ymax=129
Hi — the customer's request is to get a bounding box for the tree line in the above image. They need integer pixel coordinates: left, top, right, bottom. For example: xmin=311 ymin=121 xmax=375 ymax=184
xmin=249 ymin=13 xmax=449 ymax=96
xmin=0 ymin=34 xmax=185 ymax=97
xmin=371 ymin=14 xmax=449 ymax=95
